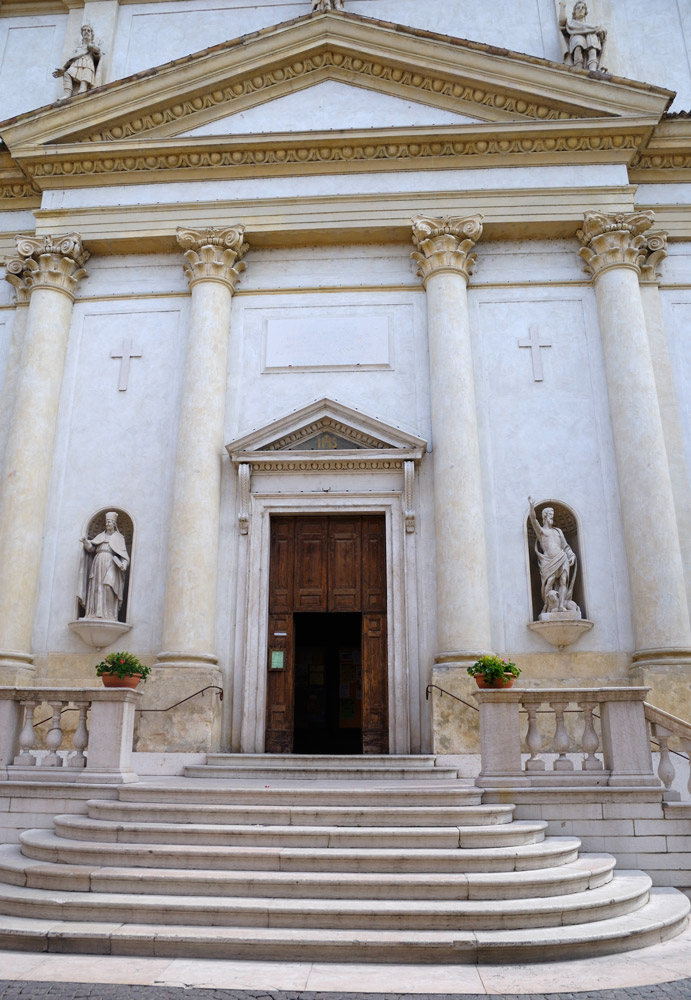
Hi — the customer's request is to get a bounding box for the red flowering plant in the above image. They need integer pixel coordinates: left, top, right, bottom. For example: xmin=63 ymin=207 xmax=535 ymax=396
xmin=95 ymin=651 xmax=151 ymax=681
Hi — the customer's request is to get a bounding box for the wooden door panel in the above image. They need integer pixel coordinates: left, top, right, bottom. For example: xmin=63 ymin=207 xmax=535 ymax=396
xmin=269 ymin=517 xmax=294 ymax=614
xmin=328 ymin=518 xmax=361 ymax=611
xmin=265 ymin=612 xmax=294 ymax=753
xmin=362 ymin=612 xmax=389 ymax=753
xmin=294 ymin=518 xmax=328 ymax=611
xmin=362 ymin=515 xmax=387 ymax=612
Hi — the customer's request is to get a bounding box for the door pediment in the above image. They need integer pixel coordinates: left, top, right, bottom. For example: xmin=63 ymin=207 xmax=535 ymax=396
xmin=227 ymin=398 xmax=426 ymax=467
xmin=0 ymin=9 xmax=673 ymax=192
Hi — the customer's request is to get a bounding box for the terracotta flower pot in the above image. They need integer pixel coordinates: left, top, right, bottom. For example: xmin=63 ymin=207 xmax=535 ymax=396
xmin=474 ymin=675 xmax=515 ymax=689
xmin=100 ymin=672 xmax=141 ymax=689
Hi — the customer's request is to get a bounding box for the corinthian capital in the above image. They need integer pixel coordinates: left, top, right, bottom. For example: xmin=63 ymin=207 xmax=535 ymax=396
xmin=411 ymin=215 xmax=483 ymax=286
xmin=639 ymin=231 xmax=668 ymax=284
xmin=577 ymin=211 xmax=655 ymax=280
xmin=4 ymin=258 xmax=32 ymax=304
xmin=176 ymin=225 xmax=249 ymax=291
xmin=12 ymin=232 xmax=90 ymax=299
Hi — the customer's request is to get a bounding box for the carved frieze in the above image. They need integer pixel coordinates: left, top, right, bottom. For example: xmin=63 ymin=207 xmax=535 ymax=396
xmin=11 ymin=233 xmax=90 ymax=299
xmin=577 ymin=211 xmax=655 ymax=279
xmin=411 ymin=215 xmax=483 ymax=285
xmin=176 ymin=225 xmax=249 ymax=291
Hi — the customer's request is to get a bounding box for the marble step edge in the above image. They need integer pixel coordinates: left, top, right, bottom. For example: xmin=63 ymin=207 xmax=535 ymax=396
xmin=0 ymin=872 xmax=653 ymax=931
xmin=116 ymin=784 xmax=482 ymax=806
xmin=18 ymin=829 xmax=582 ymax=873
xmin=204 ymin=755 xmax=440 ymax=766
xmin=51 ymin=815 xmax=548 ymax=848
xmin=86 ymin=800 xmax=514 ymax=827
xmin=182 ymin=766 xmax=462 ymax=780
xmin=0 ymin=890 xmax=687 ymax=963
xmin=0 ymin=846 xmax=616 ymax=899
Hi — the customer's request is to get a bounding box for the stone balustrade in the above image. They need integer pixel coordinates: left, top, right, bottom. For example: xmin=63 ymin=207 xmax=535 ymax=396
xmin=473 ymin=687 xmax=661 ymax=791
xmin=0 ymin=687 xmax=141 ymax=783
xmin=644 ymin=702 xmax=691 ymax=800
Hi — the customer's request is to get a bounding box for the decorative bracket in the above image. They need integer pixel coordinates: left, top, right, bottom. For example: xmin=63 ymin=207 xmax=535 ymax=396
xmin=404 ymin=460 xmax=416 ymax=534
xmin=238 ymin=463 xmax=250 ymax=535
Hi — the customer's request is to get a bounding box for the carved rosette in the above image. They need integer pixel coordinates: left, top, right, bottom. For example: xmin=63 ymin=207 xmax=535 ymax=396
xmin=577 ymin=211 xmax=656 ymax=280
xmin=12 ymin=233 xmax=90 ymax=300
xmin=176 ymin=225 xmax=249 ymax=291
xmin=411 ymin=215 xmax=483 ymax=286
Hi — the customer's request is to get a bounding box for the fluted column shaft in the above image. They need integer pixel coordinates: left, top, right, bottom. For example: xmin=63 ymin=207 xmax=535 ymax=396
xmin=578 ymin=212 xmax=691 ymax=664
xmin=0 ymin=234 xmax=89 ymax=679
xmin=157 ymin=226 xmax=248 ymax=665
xmin=412 ymin=216 xmax=492 ymax=662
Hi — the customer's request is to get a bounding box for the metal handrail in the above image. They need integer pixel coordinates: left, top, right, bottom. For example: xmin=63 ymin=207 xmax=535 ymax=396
xmin=425 ymin=684 xmax=479 ymax=712
xmin=33 ymin=685 xmax=224 ymax=727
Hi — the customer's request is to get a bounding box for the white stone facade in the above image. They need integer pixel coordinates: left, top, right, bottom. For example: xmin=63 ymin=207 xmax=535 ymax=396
xmin=0 ymin=0 xmax=690 ymax=754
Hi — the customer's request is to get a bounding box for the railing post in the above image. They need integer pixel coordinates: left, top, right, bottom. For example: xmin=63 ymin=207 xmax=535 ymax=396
xmin=82 ymin=689 xmax=141 ymax=783
xmin=473 ymin=689 xmax=528 ymax=787
xmin=599 ymin=688 xmax=657 ymax=786
xmin=0 ymin=693 xmax=23 ymax=775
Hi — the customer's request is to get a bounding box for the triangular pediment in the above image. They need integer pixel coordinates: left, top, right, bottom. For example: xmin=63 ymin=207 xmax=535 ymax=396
xmin=0 ymin=10 xmax=673 ymax=192
xmin=227 ymin=398 xmax=427 ymax=459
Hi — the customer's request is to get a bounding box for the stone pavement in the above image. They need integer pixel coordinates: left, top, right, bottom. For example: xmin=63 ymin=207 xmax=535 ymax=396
xmin=2 ymin=985 xmax=691 ymax=999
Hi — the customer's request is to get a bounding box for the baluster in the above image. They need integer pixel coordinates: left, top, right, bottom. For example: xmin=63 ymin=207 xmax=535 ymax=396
xmin=655 ymin=730 xmax=675 ymax=791
xmin=682 ymin=739 xmax=691 ymax=799
xmin=68 ymin=702 xmax=89 ymax=768
xmin=13 ymin=700 xmax=39 ymax=766
xmin=579 ymin=702 xmax=603 ymax=771
xmin=42 ymin=701 xmax=65 ymax=767
xmin=551 ymin=701 xmax=573 ymax=771
xmin=525 ymin=703 xmax=545 ymax=771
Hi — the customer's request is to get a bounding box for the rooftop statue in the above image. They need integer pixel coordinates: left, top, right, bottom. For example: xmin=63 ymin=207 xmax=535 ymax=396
xmin=311 ymin=0 xmax=345 ymax=11
xmin=558 ymin=1 xmax=607 ymax=72
xmin=53 ymin=24 xmax=102 ymax=98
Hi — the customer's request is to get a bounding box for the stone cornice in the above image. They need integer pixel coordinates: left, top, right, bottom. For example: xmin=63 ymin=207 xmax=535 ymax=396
xmin=0 ymin=151 xmax=39 ymax=206
xmin=411 ymin=215 xmax=483 ymax=285
xmin=630 ymin=119 xmax=691 ymax=181
xmin=176 ymin=225 xmax=249 ymax=292
xmin=577 ymin=211 xmax=655 ymax=279
xmin=12 ymin=232 xmax=89 ymax=299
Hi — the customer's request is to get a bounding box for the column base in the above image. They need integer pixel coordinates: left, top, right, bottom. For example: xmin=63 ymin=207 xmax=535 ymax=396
xmin=630 ymin=650 xmax=691 ymax=722
xmin=0 ymin=650 xmax=36 ymax=686
xmin=137 ymin=661 xmax=223 ymax=752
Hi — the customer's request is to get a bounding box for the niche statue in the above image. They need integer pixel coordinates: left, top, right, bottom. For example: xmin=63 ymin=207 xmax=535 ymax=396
xmin=53 ymin=24 xmax=102 ymax=98
xmin=558 ymin=1 xmax=606 ymax=72
xmin=528 ymin=497 xmax=581 ymax=620
xmin=78 ymin=512 xmax=130 ymax=621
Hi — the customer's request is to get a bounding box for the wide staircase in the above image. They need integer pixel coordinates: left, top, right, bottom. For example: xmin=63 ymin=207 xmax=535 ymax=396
xmin=0 ymin=754 xmax=688 ymax=962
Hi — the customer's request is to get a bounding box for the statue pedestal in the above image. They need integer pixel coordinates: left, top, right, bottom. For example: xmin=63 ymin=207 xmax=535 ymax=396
xmin=528 ymin=617 xmax=594 ymax=650
xmin=69 ymin=619 xmax=132 ymax=650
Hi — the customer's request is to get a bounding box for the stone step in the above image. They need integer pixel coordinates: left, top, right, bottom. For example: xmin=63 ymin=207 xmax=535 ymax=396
xmin=51 ymin=814 xmax=548 ymax=850
xmin=0 ymin=846 xmax=616 ymax=899
xmin=19 ymin=828 xmax=581 ymax=873
xmin=205 ymin=754 xmax=440 ymax=768
xmin=116 ymin=783 xmax=482 ymax=807
xmin=0 ymin=872 xmax=653 ymax=931
xmin=85 ymin=799 xmax=514 ymax=828
xmin=0 ymin=889 xmax=687 ymax=963
xmin=183 ymin=765 xmax=462 ymax=781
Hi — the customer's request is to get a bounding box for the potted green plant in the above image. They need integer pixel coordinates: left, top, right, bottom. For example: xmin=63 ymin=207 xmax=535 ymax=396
xmin=95 ymin=651 xmax=151 ymax=689
xmin=467 ymin=654 xmax=521 ymax=689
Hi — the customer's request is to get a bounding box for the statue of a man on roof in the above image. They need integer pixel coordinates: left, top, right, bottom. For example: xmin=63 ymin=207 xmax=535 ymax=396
xmin=312 ymin=0 xmax=345 ymax=12
xmin=53 ymin=24 xmax=102 ymax=98
xmin=558 ymin=1 xmax=606 ymax=72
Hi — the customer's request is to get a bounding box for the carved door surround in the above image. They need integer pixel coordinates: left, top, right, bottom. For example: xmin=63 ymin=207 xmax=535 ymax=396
xmin=226 ymin=398 xmax=426 ymax=755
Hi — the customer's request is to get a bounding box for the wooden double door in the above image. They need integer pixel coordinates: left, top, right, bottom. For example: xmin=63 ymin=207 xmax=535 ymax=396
xmin=266 ymin=515 xmax=388 ymax=754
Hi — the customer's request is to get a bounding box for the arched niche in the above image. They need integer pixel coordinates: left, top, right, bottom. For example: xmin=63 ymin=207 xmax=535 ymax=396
xmin=69 ymin=507 xmax=134 ymax=650
xmin=526 ymin=499 xmax=588 ymax=623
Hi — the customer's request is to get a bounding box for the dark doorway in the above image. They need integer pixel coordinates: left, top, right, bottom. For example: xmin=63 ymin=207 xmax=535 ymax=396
xmin=293 ymin=612 xmax=362 ymax=754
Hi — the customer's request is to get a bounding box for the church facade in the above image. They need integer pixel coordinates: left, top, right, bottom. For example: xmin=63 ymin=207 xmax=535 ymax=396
xmin=1 ymin=0 xmax=691 ymax=759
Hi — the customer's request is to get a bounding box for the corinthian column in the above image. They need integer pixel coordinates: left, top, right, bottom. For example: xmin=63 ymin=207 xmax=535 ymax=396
xmin=156 ymin=226 xmax=248 ymax=679
xmin=412 ymin=216 xmax=492 ymax=670
xmin=578 ymin=211 xmax=691 ymax=675
xmin=0 ymin=234 xmax=89 ymax=683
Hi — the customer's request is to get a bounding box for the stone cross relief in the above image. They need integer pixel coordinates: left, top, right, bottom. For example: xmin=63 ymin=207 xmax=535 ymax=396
xmin=110 ymin=338 xmax=142 ymax=391
xmin=518 ymin=327 xmax=552 ymax=382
